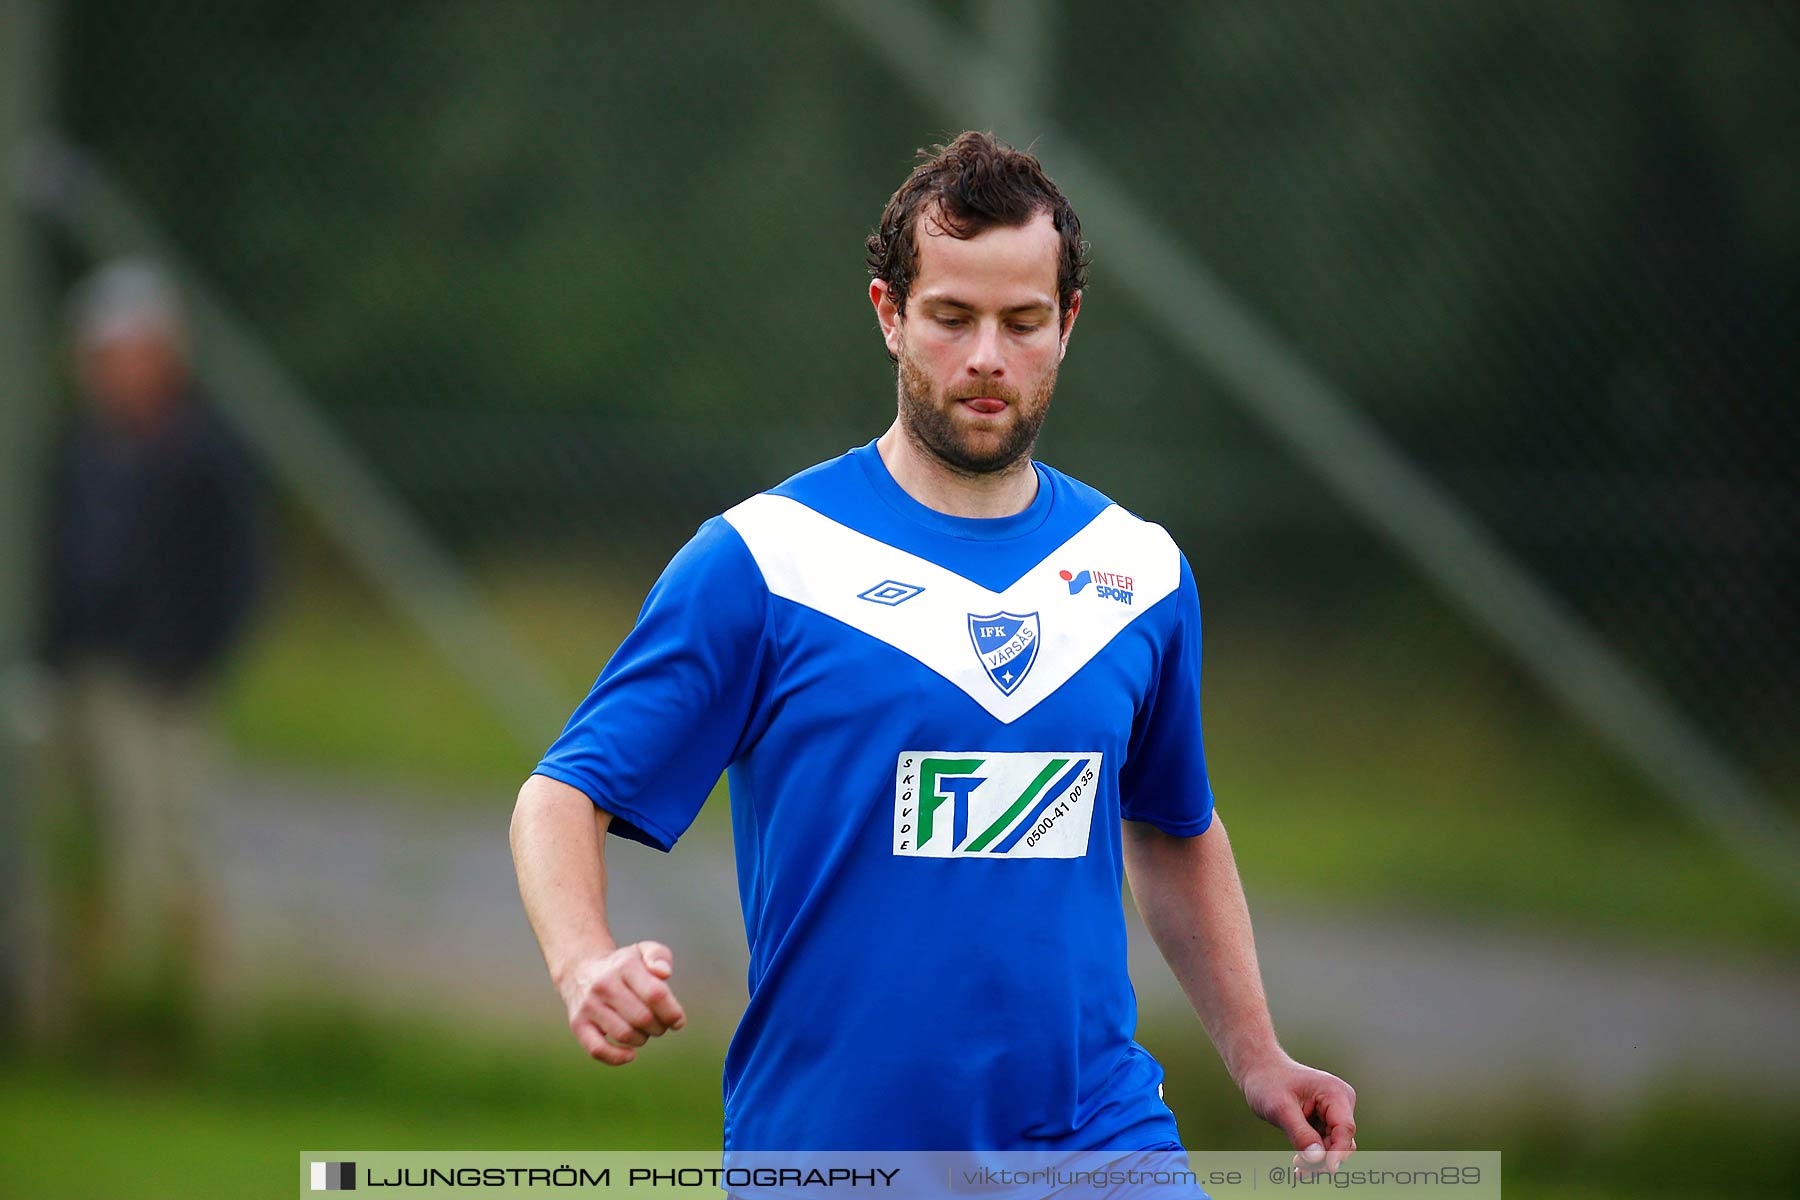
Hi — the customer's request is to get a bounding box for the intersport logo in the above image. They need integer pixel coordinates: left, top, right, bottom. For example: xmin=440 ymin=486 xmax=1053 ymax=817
xmin=893 ymin=751 xmax=1100 ymax=858
xmin=1060 ymin=568 xmax=1135 ymax=605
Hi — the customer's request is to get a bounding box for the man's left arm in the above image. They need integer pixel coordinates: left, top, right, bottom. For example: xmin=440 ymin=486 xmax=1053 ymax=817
xmin=1123 ymin=813 xmax=1358 ymax=1170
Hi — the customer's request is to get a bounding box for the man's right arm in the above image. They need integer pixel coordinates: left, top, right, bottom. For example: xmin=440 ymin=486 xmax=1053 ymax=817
xmin=509 ymin=772 xmax=686 ymax=1065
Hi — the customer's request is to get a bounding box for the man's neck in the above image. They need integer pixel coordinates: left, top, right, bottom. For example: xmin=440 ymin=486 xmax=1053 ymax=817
xmin=875 ymin=420 xmax=1039 ymax=520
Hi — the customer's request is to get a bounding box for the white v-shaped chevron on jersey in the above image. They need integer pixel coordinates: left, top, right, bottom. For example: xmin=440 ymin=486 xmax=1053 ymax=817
xmin=723 ymin=494 xmax=1180 ymax=723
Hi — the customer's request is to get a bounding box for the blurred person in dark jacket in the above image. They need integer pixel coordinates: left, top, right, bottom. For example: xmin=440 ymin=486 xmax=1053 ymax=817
xmin=35 ymin=258 xmax=262 ymax=1030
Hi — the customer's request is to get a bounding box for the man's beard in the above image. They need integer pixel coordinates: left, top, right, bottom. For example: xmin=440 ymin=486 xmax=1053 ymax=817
xmin=895 ymin=340 xmax=1056 ymax=477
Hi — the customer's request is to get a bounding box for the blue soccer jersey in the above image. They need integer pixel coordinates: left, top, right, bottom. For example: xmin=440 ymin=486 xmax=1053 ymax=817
xmin=535 ymin=440 xmax=1215 ymax=1151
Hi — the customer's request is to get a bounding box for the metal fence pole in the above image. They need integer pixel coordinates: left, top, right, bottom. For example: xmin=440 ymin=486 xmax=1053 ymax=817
xmin=0 ymin=0 xmax=56 ymax=1041
xmin=974 ymin=0 xmax=1051 ymax=142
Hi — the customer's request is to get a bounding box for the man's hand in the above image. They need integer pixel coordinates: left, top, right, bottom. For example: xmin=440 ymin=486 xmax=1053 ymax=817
xmin=1238 ymin=1053 xmax=1358 ymax=1171
xmin=556 ymin=941 xmax=688 ymax=1066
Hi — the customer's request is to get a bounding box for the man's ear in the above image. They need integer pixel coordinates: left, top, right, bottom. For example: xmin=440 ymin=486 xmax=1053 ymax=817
xmin=871 ymin=279 xmax=903 ymax=358
xmin=1058 ymin=290 xmax=1083 ymax=360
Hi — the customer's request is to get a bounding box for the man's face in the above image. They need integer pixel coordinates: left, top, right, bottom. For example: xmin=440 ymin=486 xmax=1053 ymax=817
xmin=874 ymin=208 xmax=1079 ymax=476
xmin=79 ymin=325 xmax=188 ymax=431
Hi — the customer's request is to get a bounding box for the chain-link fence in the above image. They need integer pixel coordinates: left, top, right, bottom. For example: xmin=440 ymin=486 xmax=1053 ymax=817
xmin=24 ymin=0 xmax=1800 ymax=800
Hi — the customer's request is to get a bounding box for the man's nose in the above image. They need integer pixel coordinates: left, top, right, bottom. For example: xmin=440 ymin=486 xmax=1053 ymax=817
xmin=965 ymin=320 xmax=1005 ymax=380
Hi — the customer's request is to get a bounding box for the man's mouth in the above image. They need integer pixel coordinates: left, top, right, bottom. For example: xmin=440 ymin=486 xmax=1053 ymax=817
xmin=960 ymin=397 xmax=1007 ymax=415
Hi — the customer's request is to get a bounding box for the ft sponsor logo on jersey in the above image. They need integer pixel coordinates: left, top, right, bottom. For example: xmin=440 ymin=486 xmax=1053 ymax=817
xmin=967 ymin=611 xmax=1041 ymax=694
xmin=1059 ymin=568 xmax=1135 ymax=605
xmin=893 ymin=751 xmax=1101 ymax=858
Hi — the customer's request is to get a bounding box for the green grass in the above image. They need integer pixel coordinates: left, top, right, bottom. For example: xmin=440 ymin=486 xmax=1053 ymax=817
xmin=0 ymin=1006 xmax=1782 ymax=1200
xmin=1146 ymin=1030 xmax=1777 ymax=1200
xmin=0 ymin=1004 xmax=726 ymax=1199
xmin=215 ymin=562 xmax=1800 ymax=952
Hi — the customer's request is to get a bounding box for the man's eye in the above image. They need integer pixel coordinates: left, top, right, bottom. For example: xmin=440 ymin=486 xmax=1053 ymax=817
xmin=1010 ymin=323 xmax=1041 ymax=335
xmin=936 ymin=316 xmax=964 ymax=328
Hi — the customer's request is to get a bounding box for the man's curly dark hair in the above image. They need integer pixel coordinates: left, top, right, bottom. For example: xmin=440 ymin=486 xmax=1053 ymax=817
xmin=866 ymin=131 xmax=1089 ymax=341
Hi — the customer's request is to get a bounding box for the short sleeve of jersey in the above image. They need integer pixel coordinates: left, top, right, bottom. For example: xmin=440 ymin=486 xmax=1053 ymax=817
xmin=1118 ymin=551 xmax=1216 ymax=836
xmin=532 ymin=517 xmax=771 ymax=851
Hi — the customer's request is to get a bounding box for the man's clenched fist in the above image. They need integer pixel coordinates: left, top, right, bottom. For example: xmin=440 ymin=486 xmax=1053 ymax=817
xmin=557 ymin=941 xmax=688 ymax=1065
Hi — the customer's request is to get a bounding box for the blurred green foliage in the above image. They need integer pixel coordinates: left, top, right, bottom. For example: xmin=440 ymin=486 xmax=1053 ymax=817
xmin=59 ymin=2 xmax=1796 ymax=435
xmin=53 ymin=0 xmax=1800 ymax=769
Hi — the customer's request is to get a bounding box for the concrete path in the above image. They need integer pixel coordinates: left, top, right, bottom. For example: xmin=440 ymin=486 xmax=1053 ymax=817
xmin=210 ymin=768 xmax=1800 ymax=1119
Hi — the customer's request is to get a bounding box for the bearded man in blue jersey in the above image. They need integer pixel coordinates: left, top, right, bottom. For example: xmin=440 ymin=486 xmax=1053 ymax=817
xmin=511 ymin=132 xmax=1357 ymax=1169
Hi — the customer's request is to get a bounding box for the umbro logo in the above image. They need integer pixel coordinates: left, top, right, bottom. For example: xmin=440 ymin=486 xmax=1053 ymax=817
xmin=858 ymin=580 xmax=925 ymax=606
